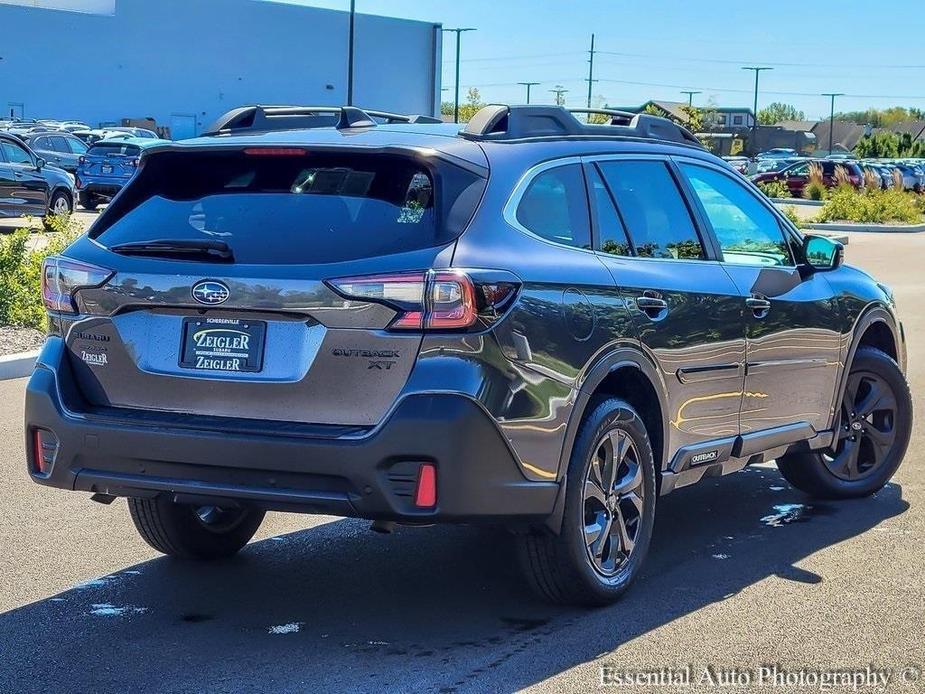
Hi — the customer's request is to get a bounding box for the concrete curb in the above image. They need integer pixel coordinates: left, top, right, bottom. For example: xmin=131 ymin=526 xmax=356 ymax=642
xmin=0 ymin=350 xmax=38 ymax=380
xmin=772 ymin=198 xmax=824 ymax=207
xmin=803 ymin=222 xmax=925 ymax=234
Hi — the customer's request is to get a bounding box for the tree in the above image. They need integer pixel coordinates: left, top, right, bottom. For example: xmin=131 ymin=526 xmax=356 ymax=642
xmin=855 ymin=130 xmax=925 ymax=158
xmin=835 ymin=106 xmax=925 ymax=127
xmin=757 ymin=102 xmax=805 ymax=125
xmin=440 ymin=87 xmax=485 ymax=122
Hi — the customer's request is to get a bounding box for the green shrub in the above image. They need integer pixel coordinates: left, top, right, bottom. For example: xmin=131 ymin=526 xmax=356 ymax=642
xmin=756 ymin=180 xmax=790 ymax=198
xmin=0 ymin=217 xmax=83 ymax=329
xmin=817 ymin=187 xmax=924 ymax=225
xmin=781 ymin=205 xmax=804 ymax=228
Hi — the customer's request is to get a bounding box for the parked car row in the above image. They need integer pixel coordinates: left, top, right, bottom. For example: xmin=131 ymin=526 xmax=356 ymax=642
xmin=1 ymin=118 xmax=171 ymax=212
xmin=1 ymin=118 xmax=160 ymax=145
xmin=745 ymin=156 xmax=925 ymax=195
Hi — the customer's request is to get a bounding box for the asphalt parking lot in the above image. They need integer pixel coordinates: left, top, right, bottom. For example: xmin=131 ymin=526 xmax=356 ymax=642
xmin=0 ymin=233 xmax=923 ymax=693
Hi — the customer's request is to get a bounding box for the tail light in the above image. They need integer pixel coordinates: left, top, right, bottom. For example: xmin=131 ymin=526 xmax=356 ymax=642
xmin=127 ymin=158 xmax=140 ymax=167
xmin=74 ymin=175 xmax=83 ymax=189
xmin=328 ymin=269 xmax=519 ymax=332
xmin=42 ymin=256 xmax=112 ymax=314
xmin=77 ymin=156 xmax=85 ymax=165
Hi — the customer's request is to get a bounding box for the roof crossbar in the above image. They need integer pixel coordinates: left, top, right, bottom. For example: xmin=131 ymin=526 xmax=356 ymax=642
xmin=202 ymin=105 xmax=442 ymax=136
xmin=460 ymin=104 xmax=703 ymax=148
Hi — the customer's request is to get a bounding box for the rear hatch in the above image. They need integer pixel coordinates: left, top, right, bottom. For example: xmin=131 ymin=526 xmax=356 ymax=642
xmin=61 ymin=145 xmax=487 ymax=428
xmin=79 ymin=142 xmax=142 ymax=180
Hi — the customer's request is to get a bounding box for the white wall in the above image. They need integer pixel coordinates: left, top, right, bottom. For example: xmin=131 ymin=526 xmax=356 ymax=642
xmin=0 ymin=0 xmax=441 ymax=136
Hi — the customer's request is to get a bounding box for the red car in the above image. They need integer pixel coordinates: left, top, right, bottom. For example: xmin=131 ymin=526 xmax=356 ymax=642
xmin=752 ymin=159 xmax=863 ymax=197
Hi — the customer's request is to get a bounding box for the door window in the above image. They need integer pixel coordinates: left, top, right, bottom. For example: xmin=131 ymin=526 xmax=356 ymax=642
xmin=587 ymin=165 xmax=631 ymax=256
xmin=515 ymin=164 xmax=591 ymax=249
xmin=1 ymin=141 xmax=33 ymax=166
xmin=680 ymin=163 xmax=794 ymax=267
xmin=597 ymin=160 xmax=704 ymax=260
xmin=48 ymin=136 xmax=71 ymax=153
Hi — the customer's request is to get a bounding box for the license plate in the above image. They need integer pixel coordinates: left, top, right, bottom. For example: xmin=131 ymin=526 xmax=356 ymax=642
xmin=179 ymin=317 xmax=266 ymax=373
xmin=101 ymin=164 xmax=113 ymax=174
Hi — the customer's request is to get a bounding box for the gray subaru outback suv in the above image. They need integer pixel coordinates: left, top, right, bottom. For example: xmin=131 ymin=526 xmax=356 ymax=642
xmin=26 ymin=105 xmax=911 ymax=605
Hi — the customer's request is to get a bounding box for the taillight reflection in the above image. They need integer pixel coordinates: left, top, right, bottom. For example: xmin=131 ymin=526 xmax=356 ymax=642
xmin=42 ymin=256 xmax=113 ymax=314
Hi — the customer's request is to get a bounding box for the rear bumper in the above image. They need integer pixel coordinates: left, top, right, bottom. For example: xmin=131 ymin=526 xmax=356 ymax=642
xmin=77 ymin=181 xmax=126 ymax=197
xmin=25 ymin=339 xmax=558 ymax=523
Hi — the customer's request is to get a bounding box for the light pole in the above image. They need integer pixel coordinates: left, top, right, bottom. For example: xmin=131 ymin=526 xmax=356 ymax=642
xmin=346 ymin=0 xmax=356 ymax=106
xmin=681 ymin=90 xmax=701 ymax=125
xmin=442 ymin=27 xmax=476 ymax=123
xmin=822 ymin=92 xmax=845 ymax=155
xmin=517 ymin=82 xmax=540 ymax=104
xmin=742 ymin=66 xmax=773 ymax=156
xmin=550 ymin=86 xmax=568 ymax=106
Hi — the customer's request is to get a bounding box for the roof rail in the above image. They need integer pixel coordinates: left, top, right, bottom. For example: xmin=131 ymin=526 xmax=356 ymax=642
xmin=201 ymin=105 xmax=442 ymax=136
xmin=460 ymin=104 xmax=703 ymax=148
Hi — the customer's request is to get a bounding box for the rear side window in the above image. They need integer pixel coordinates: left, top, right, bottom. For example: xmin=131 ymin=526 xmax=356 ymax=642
xmin=515 ymin=164 xmax=591 ymax=249
xmin=88 ymin=143 xmax=141 ymax=158
xmin=597 ymin=160 xmax=704 ymax=260
xmin=91 ymin=150 xmax=485 ymax=265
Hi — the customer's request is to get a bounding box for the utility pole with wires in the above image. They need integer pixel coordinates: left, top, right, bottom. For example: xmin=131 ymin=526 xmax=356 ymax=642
xmin=517 ymin=82 xmax=540 ymax=104
xmin=742 ymin=66 xmax=773 ymax=156
xmin=822 ymin=92 xmax=844 ymax=155
xmin=585 ymin=33 xmax=598 ymax=115
xmin=550 ymin=86 xmax=568 ymax=106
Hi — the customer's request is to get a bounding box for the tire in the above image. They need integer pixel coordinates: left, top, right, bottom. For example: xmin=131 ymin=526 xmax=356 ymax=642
xmin=777 ymin=347 xmax=912 ymax=499
xmin=128 ymin=496 xmax=265 ymax=560
xmin=43 ymin=190 xmax=72 ymax=230
xmin=78 ymin=192 xmax=98 ymax=211
xmin=517 ymin=398 xmax=657 ymax=606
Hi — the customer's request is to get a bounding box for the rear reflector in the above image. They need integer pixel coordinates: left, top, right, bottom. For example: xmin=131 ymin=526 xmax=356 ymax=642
xmin=32 ymin=429 xmax=59 ymax=476
xmin=414 ymin=464 xmax=437 ymax=508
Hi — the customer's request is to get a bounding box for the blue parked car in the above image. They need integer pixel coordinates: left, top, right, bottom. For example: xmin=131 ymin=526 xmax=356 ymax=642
xmin=76 ymin=137 xmax=169 ymax=210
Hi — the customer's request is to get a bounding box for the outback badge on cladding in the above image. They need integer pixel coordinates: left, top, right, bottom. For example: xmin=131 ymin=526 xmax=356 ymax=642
xmin=179 ymin=317 xmax=266 ymax=372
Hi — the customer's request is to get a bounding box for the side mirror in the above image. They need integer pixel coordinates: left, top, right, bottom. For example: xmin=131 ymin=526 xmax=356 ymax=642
xmin=34 ymin=157 xmax=46 ymax=170
xmin=803 ymin=234 xmax=844 ymax=272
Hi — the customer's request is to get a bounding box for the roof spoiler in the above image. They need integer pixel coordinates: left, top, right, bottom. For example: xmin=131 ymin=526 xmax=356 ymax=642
xmin=201 ymin=105 xmax=442 ymax=136
xmin=460 ymin=105 xmax=703 ymax=148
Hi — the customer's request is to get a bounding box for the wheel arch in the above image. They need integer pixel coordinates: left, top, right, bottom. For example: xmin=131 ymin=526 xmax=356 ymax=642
xmin=545 ymin=347 xmax=669 ymax=533
xmin=832 ymin=304 xmax=903 ymax=429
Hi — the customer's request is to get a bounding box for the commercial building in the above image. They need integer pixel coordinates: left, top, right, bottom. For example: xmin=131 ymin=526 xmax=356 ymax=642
xmin=0 ymin=0 xmax=442 ymax=138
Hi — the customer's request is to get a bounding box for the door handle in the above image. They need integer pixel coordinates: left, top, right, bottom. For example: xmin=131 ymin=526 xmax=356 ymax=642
xmin=746 ymin=296 xmax=771 ymax=317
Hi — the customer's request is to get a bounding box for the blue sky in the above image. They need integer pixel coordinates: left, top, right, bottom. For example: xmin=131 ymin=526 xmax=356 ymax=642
xmin=288 ymin=0 xmax=925 ymax=119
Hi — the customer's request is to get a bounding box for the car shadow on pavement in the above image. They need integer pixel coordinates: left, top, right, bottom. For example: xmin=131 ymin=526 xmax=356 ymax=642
xmin=0 ymin=465 xmax=909 ymax=694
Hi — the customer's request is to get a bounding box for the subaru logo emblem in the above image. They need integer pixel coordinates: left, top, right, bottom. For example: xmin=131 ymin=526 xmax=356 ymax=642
xmin=191 ymin=280 xmax=230 ymax=306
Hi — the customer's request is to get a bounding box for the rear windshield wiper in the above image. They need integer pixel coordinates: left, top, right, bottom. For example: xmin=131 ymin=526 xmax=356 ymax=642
xmin=108 ymin=239 xmax=234 ymax=262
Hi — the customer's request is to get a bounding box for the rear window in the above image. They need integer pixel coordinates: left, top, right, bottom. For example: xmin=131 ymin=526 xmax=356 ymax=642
xmin=88 ymin=143 xmax=142 ymax=158
xmin=91 ymin=150 xmax=485 ymax=264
